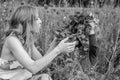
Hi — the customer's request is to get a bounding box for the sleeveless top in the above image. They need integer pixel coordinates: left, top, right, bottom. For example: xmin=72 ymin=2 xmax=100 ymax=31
xmin=0 ymin=30 xmax=32 ymax=70
xmin=0 ymin=31 xmax=33 ymax=79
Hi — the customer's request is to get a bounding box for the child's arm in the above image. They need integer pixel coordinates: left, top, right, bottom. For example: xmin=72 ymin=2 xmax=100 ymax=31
xmin=89 ymin=21 xmax=99 ymax=66
xmin=89 ymin=34 xmax=98 ymax=66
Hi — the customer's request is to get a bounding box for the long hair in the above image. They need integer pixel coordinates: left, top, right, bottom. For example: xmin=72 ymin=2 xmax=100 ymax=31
xmin=8 ymin=5 xmax=38 ymax=57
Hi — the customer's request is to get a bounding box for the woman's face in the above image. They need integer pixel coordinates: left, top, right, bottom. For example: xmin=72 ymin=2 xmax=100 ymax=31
xmin=33 ymin=12 xmax=42 ymax=33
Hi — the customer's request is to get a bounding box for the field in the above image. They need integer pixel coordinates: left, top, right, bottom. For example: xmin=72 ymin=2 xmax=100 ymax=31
xmin=37 ymin=7 xmax=120 ymax=80
xmin=1 ymin=1 xmax=120 ymax=80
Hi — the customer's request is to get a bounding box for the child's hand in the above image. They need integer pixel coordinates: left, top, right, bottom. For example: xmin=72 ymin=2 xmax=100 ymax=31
xmin=89 ymin=18 xmax=99 ymax=35
xmin=89 ymin=22 xmax=96 ymax=35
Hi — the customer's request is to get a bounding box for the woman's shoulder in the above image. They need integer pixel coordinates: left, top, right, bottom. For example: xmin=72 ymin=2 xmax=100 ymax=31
xmin=5 ymin=36 xmax=23 ymax=49
xmin=6 ymin=35 xmax=20 ymax=42
xmin=5 ymin=30 xmax=25 ymax=45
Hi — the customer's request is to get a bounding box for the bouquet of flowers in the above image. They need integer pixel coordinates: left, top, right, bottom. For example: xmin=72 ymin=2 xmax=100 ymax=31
xmin=40 ymin=12 xmax=98 ymax=80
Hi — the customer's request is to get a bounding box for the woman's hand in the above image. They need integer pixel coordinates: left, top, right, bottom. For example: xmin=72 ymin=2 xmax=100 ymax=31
xmin=56 ymin=37 xmax=76 ymax=54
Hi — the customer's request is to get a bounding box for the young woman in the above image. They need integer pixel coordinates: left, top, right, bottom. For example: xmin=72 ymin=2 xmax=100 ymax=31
xmin=0 ymin=5 xmax=76 ymax=80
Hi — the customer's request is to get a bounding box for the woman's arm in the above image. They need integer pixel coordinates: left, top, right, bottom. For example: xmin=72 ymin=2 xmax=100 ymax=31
xmin=46 ymin=37 xmax=58 ymax=54
xmin=32 ymin=44 xmax=43 ymax=60
xmin=7 ymin=36 xmax=76 ymax=74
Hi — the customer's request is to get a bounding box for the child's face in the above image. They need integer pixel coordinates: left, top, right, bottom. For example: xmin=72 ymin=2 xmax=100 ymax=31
xmin=33 ymin=11 xmax=42 ymax=33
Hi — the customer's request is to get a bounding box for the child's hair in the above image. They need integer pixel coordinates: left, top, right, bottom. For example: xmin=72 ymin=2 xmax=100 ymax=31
xmin=8 ymin=5 xmax=39 ymax=56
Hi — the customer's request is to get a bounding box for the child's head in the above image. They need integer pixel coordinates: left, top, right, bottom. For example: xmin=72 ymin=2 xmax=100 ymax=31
xmin=9 ymin=5 xmax=42 ymax=36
